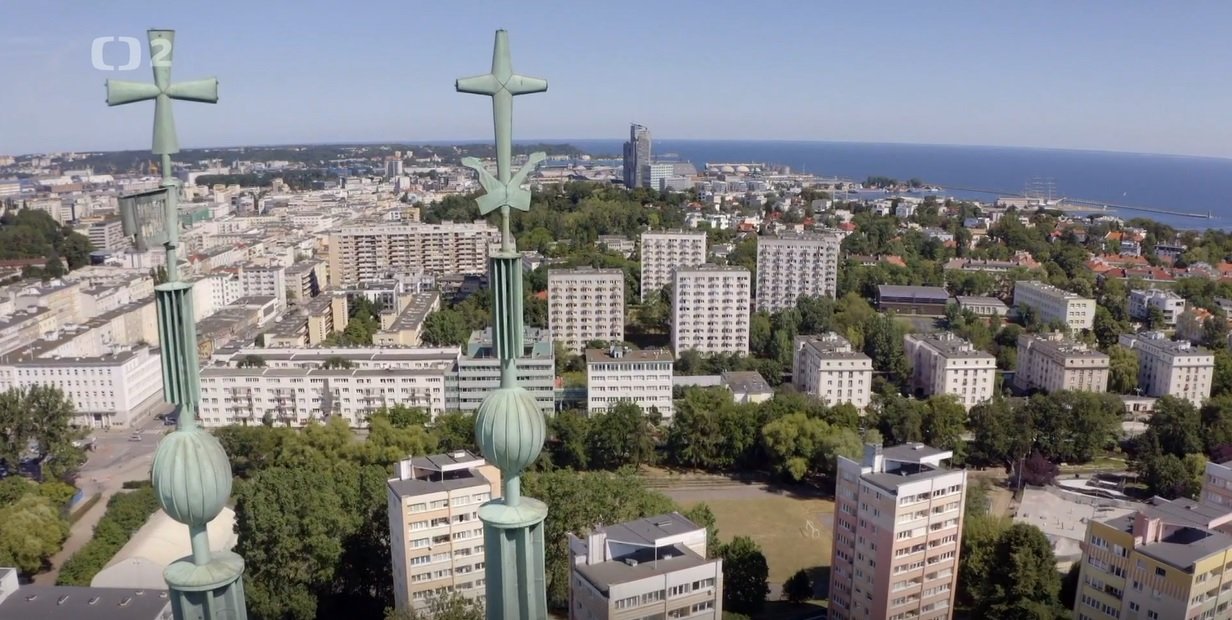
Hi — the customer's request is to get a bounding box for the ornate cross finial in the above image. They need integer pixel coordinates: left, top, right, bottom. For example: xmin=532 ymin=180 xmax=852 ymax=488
xmin=105 ymin=29 xmax=218 ymax=156
xmin=457 ymin=29 xmax=547 ymax=251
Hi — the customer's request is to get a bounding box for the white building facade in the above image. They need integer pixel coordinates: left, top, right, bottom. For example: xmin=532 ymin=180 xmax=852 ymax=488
xmin=903 ymin=332 xmax=997 ymax=409
xmin=792 ymin=332 xmax=873 ymax=409
xmin=671 ymin=265 xmax=750 ymax=357
xmin=585 ymin=347 xmax=675 ymax=421
xmin=755 ymin=232 xmax=843 ymax=312
xmin=640 ymin=230 xmax=706 ymax=303
xmin=548 ymin=268 xmax=625 ymax=354
xmin=329 ymin=221 xmax=499 ymax=286
xmin=1129 ymin=288 xmax=1187 ymax=327
xmin=1015 ymin=332 xmax=1110 ymax=393
xmin=1119 ymin=331 xmax=1214 ymax=406
xmin=1012 ymin=280 xmax=1096 ymax=331
xmin=0 ymin=346 xmax=164 ymax=429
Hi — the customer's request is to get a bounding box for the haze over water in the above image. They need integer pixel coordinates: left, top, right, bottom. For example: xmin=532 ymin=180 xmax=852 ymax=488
xmin=569 ymin=139 xmax=1232 ymax=229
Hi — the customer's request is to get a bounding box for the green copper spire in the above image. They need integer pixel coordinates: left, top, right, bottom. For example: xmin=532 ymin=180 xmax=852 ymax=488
xmin=107 ymin=29 xmax=248 ymax=620
xmin=458 ymin=30 xmax=551 ymax=619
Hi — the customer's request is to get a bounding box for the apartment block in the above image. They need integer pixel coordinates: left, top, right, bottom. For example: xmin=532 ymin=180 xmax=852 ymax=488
xmin=1119 ymin=331 xmax=1214 ymax=406
xmin=1012 ymin=280 xmax=1096 ymax=331
xmin=755 ymin=231 xmax=843 ymax=312
xmin=568 ymin=512 xmax=723 ymax=620
xmin=548 ymin=268 xmax=625 ymax=354
xmin=87 ymin=219 xmax=128 ymax=251
xmin=671 ymin=265 xmax=750 ymax=357
xmin=0 ymin=346 xmax=163 ymax=429
xmin=1130 ymin=288 xmax=1187 ymax=327
xmin=1015 ymin=332 xmax=1110 ymax=393
xmin=374 ymin=292 xmax=441 ymax=347
xmin=792 ymin=332 xmax=874 ymax=409
xmin=387 ymin=451 xmax=499 ymax=613
xmin=830 ymin=443 xmax=967 ymax=620
xmin=328 ymin=221 xmax=499 ymax=286
xmin=640 ymin=230 xmax=706 ymax=303
xmin=585 ymin=346 xmax=674 ymax=421
xmin=1073 ymin=498 xmax=1232 ymax=620
xmin=453 ymin=327 xmax=556 ymax=415
xmin=198 ymin=366 xmax=449 ymax=427
xmin=903 ymin=332 xmax=996 ymax=409
xmin=239 ymin=264 xmax=287 ymax=310
xmin=285 ymin=259 xmax=326 ymax=302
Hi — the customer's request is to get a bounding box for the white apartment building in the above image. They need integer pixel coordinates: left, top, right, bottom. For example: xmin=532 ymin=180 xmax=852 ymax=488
xmin=548 ymin=268 xmax=625 ymax=354
xmin=755 ymin=231 xmax=843 ymax=312
xmin=830 ymin=443 xmax=967 ymax=620
xmin=1015 ymin=332 xmax=1110 ymax=393
xmin=239 ymin=264 xmax=288 ymax=311
xmin=1119 ymin=331 xmax=1215 ymax=406
xmin=903 ymin=332 xmax=997 ymax=409
xmin=197 ymin=366 xmax=449 ymax=427
xmin=793 ymin=333 xmax=874 ymax=409
xmin=191 ymin=272 xmax=243 ymax=322
xmin=328 ymin=221 xmax=499 ymax=286
xmin=640 ymin=230 xmax=706 ymax=303
xmin=0 ymin=346 xmax=163 ymax=429
xmin=585 ymin=346 xmax=674 ymax=421
xmin=1129 ymin=288 xmax=1187 ymax=326
xmin=88 ymin=219 xmax=128 ymax=251
xmin=568 ymin=512 xmax=723 ymax=620
xmin=387 ymin=451 xmax=499 ymax=613
xmin=1200 ymin=460 xmax=1232 ymax=511
xmin=1012 ymin=280 xmax=1096 ymax=331
xmin=671 ymin=265 xmax=750 ymax=357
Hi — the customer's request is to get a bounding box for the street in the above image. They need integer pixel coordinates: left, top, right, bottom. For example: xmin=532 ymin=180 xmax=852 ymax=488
xmin=33 ymin=413 xmax=168 ymax=585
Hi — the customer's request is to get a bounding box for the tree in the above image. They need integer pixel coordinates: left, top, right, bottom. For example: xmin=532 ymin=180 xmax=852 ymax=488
xmin=957 ymin=512 xmax=1010 ymax=609
xmin=1148 ymin=396 xmax=1203 ymax=456
xmin=922 ymin=394 xmax=967 ymax=456
xmin=1018 ymin=451 xmax=1060 ymax=487
xmin=371 ymin=405 xmax=429 ymax=428
xmin=431 ymin=411 xmax=478 ymax=453
xmin=386 ymin=592 xmax=484 ymax=620
xmin=862 ymin=314 xmax=909 ymax=387
xmin=682 ymin=503 xmax=721 ymax=558
xmin=782 ymin=569 xmax=813 ymax=604
xmin=322 ymin=356 xmax=355 ymax=369
xmin=585 ymin=402 xmax=655 ymax=470
xmin=237 ymin=354 xmax=266 ymax=368
xmin=973 ymin=523 xmax=1065 ymax=619
xmin=719 ymin=536 xmax=769 ymax=615
xmin=1106 ymin=345 xmax=1139 ymax=394
xmin=421 ymin=310 xmax=470 ymax=347
xmin=0 ymin=493 xmax=69 ymax=576
xmin=1214 ymin=349 xmax=1232 ymax=398
xmin=0 ymin=385 xmax=86 ymax=480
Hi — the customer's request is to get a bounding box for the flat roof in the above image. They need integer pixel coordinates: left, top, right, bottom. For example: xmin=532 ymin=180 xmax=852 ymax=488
xmin=956 ymin=295 xmax=1008 ymax=307
xmin=387 ymin=465 xmax=488 ymax=499
xmin=585 ymin=348 xmax=673 ymax=364
xmin=1102 ymin=501 xmax=1232 ymax=571
xmin=906 ymin=332 xmax=994 ymax=360
xmin=877 ymin=285 xmax=950 ymax=301
xmin=576 ymin=543 xmax=711 ymax=591
xmin=0 ymin=585 xmax=170 ymax=620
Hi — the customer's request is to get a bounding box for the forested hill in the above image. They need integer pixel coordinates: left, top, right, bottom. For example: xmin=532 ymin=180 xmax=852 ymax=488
xmin=0 ymin=206 xmax=93 ymax=277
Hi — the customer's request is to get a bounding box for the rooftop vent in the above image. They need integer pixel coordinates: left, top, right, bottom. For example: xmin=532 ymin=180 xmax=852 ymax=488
xmin=57 ymin=595 xmax=70 ymax=605
xmin=624 ymin=558 xmax=639 ymax=567
xmin=88 ymin=596 xmax=100 ymax=605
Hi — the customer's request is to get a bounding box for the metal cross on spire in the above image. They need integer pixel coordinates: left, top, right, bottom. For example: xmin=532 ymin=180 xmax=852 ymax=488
xmin=457 ymin=29 xmax=547 ymax=252
xmin=107 ymin=29 xmax=218 ymax=282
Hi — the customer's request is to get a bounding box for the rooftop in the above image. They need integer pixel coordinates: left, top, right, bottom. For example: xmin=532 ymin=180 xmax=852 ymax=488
xmin=722 ymin=370 xmax=772 ymax=395
xmin=1018 ymin=333 xmax=1110 ymax=362
xmin=906 ymin=332 xmax=995 ymax=360
xmin=1015 ymin=280 xmax=1090 ymax=300
xmin=585 ymin=347 xmax=673 ymax=364
xmin=877 ymin=284 xmax=950 ymax=302
xmin=956 ymin=295 xmax=1008 ymax=307
xmin=575 ymin=543 xmax=710 ymax=591
xmin=796 ymin=332 xmax=868 ymax=359
xmin=0 ymin=584 xmax=170 ymax=620
xmin=1102 ymin=499 xmax=1232 ymax=571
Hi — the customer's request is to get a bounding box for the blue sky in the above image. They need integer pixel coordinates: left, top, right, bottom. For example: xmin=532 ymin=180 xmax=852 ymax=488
xmin=1 ymin=1 xmax=1230 ymax=157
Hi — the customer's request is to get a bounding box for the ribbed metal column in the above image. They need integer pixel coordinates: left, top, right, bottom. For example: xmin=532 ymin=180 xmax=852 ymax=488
xmin=154 ymin=282 xmax=200 ymax=419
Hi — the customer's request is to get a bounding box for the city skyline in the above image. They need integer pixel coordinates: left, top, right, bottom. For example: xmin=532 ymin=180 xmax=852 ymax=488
xmin=2 ymin=1 xmax=1232 ymax=158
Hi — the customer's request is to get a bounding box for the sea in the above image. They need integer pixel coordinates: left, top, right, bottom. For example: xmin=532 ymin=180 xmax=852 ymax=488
xmin=562 ymin=140 xmax=1232 ymax=230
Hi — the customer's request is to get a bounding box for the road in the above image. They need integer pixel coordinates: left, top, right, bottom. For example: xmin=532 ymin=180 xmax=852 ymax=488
xmin=34 ymin=413 xmax=169 ymax=585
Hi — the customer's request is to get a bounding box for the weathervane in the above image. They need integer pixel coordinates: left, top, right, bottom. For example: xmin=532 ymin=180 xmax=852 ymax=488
xmin=105 ymin=29 xmax=247 ymax=620
xmin=456 ymin=30 xmax=550 ymax=620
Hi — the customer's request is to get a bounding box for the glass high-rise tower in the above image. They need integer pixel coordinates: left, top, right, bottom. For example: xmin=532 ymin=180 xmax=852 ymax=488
xmin=622 ymin=123 xmax=651 ymax=188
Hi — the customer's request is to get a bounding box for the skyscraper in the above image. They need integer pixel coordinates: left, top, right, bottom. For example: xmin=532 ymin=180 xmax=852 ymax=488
xmin=623 ymin=123 xmax=651 ymax=188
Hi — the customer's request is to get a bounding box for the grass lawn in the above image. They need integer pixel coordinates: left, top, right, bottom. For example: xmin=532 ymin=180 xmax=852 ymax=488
xmin=680 ymin=494 xmax=835 ymax=587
